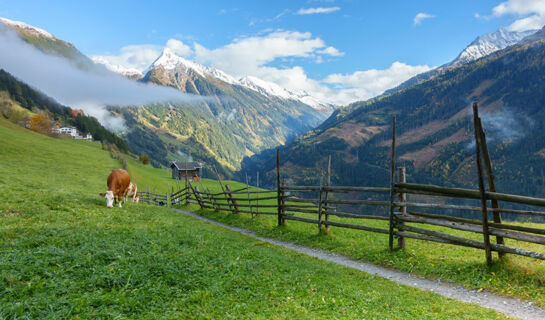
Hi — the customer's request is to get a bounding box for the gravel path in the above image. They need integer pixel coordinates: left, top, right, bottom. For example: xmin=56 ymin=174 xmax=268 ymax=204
xmin=174 ymin=208 xmax=545 ymax=320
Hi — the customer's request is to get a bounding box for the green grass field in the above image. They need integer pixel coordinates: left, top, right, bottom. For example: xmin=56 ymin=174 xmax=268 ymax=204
xmin=131 ymin=162 xmax=545 ymax=308
xmin=0 ymin=118 xmax=510 ymax=319
xmin=113 ymin=139 xmax=545 ymax=308
xmin=182 ymin=184 xmax=545 ymax=307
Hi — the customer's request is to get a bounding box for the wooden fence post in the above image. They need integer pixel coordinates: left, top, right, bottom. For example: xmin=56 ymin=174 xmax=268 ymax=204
xmin=281 ymin=179 xmax=287 ymax=225
xmin=246 ymin=173 xmax=252 ymax=216
xmin=209 ymin=187 xmax=220 ymax=211
xmin=477 ymin=117 xmax=505 ymax=257
xmin=388 ymin=116 xmax=397 ymax=251
xmin=397 ymin=167 xmax=406 ymax=249
xmin=256 ymin=172 xmax=260 ymax=216
xmin=194 ymin=186 xmax=205 ymax=209
xmin=317 ymin=172 xmax=324 ymax=232
xmin=225 ymin=184 xmax=239 ymax=213
xmin=168 ymin=183 xmax=171 ymax=207
xmin=213 ymin=165 xmax=231 ymax=212
xmin=198 ymin=178 xmax=213 ymax=208
xmin=324 ymin=155 xmax=332 ymax=232
xmin=187 ymin=181 xmax=202 ymax=208
xmin=185 ymin=170 xmax=190 ymax=205
xmin=277 ymin=149 xmax=285 ymax=226
xmin=473 ymin=102 xmax=493 ymax=266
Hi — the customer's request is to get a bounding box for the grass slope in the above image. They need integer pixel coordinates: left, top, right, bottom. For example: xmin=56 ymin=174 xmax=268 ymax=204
xmin=0 ymin=118 xmax=507 ymax=319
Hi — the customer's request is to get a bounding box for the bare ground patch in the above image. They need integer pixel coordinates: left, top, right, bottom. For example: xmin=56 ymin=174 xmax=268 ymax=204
xmin=400 ymin=128 xmax=471 ymax=168
xmin=317 ymin=122 xmax=389 ymax=148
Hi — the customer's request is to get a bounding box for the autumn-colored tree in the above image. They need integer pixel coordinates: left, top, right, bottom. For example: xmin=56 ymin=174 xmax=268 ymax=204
xmin=29 ymin=114 xmax=51 ymax=134
xmin=71 ymin=109 xmax=84 ymax=117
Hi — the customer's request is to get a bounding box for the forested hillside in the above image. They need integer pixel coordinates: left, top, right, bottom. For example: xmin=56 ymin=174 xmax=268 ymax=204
xmin=0 ymin=69 xmax=127 ymax=151
xmin=242 ymin=27 xmax=545 ymax=198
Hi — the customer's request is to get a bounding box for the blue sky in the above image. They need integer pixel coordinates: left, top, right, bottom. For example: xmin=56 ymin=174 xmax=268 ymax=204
xmin=1 ymin=0 xmax=542 ymax=105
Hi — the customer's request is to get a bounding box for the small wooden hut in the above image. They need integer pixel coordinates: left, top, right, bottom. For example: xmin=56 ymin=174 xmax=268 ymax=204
xmin=170 ymin=161 xmax=202 ymax=180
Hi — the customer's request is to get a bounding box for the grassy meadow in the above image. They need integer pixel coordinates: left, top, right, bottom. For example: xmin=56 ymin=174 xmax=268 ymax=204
xmin=136 ymin=166 xmax=545 ymax=307
xmin=0 ymin=118 xmax=510 ymax=319
xmin=109 ymin=139 xmax=545 ymax=308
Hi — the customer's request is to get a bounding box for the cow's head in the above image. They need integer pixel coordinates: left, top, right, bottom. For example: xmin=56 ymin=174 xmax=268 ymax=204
xmin=99 ymin=190 xmax=115 ymax=208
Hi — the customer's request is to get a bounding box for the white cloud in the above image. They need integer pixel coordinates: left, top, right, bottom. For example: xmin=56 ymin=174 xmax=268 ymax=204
xmin=296 ymin=7 xmax=340 ymax=15
xmin=323 ymin=62 xmax=432 ymax=103
xmin=91 ymin=44 xmax=161 ymax=72
xmin=165 ymin=39 xmax=193 ymax=57
xmin=192 ymin=30 xmax=429 ymax=105
xmin=91 ymin=39 xmax=193 ymax=72
xmin=317 ymin=46 xmax=344 ymax=56
xmin=0 ymin=25 xmax=201 ymax=130
xmin=492 ymin=0 xmax=545 ymax=31
xmin=91 ymin=30 xmax=430 ymax=106
xmin=413 ymin=12 xmax=435 ymax=25
xmin=193 ymin=30 xmax=333 ymax=77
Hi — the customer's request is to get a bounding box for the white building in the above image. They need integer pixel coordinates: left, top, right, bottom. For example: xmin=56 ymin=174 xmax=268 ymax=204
xmin=75 ymin=133 xmax=93 ymax=140
xmin=57 ymin=126 xmax=78 ymax=137
xmin=51 ymin=126 xmax=92 ymax=140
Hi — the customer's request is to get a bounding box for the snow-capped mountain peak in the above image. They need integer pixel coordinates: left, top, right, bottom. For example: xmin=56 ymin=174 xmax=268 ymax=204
xmin=0 ymin=17 xmax=55 ymax=39
xmin=92 ymin=47 xmax=333 ymax=112
xmin=239 ymin=76 xmax=294 ymax=100
xmin=149 ymin=47 xmax=239 ymax=85
xmin=452 ymin=27 xmax=538 ymax=65
xmin=238 ymin=76 xmax=334 ymax=112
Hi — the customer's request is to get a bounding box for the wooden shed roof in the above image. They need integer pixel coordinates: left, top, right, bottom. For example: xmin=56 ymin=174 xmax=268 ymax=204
xmin=170 ymin=161 xmax=202 ymax=171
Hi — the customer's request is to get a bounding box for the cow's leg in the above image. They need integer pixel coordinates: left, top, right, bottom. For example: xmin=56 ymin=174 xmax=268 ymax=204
xmin=113 ymin=195 xmax=120 ymax=208
xmin=133 ymin=186 xmax=138 ymax=202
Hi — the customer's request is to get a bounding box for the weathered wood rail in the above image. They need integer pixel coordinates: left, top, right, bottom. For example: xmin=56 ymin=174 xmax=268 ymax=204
xmin=140 ymin=102 xmax=545 ymax=267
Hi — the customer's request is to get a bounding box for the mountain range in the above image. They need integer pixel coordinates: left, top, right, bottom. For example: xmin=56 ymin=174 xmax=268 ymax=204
xmin=94 ymin=47 xmax=334 ymax=113
xmin=384 ymin=27 xmax=538 ymax=95
xmin=3 ymin=15 xmax=545 ymax=191
xmin=241 ymin=26 xmax=545 ymax=199
xmin=0 ymin=17 xmax=331 ymax=173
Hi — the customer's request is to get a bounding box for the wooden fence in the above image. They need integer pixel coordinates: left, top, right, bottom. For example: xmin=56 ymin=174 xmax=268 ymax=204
xmin=110 ymin=152 xmax=128 ymax=171
xmin=141 ymin=102 xmax=545 ymax=266
xmin=139 ymin=190 xmax=168 ymax=206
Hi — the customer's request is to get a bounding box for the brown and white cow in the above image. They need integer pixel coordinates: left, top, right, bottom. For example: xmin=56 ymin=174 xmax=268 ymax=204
xmin=123 ymin=182 xmax=139 ymax=203
xmin=99 ymin=169 xmax=131 ymax=208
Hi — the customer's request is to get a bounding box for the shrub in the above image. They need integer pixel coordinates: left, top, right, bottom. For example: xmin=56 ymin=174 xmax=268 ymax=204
xmin=139 ymin=154 xmax=150 ymax=165
xmin=29 ymin=114 xmax=51 ymax=134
